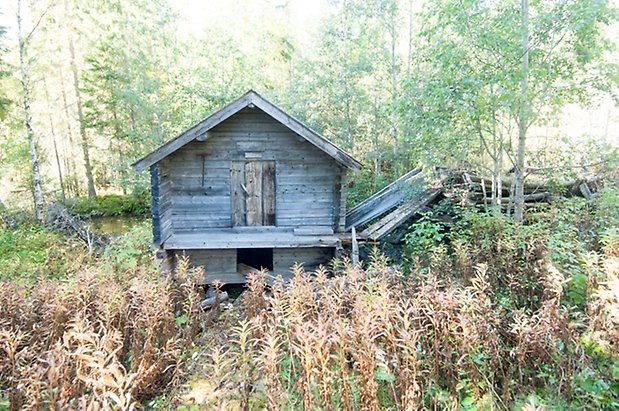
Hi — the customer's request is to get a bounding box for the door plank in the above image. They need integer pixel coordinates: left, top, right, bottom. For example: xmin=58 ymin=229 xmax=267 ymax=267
xmin=230 ymin=161 xmax=245 ymax=226
xmin=245 ymin=161 xmax=263 ymax=226
xmin=262 ymin=161 xmax=276 ymax=225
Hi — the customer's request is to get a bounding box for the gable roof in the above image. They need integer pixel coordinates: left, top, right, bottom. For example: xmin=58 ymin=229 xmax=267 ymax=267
xmin=131 ymin=90 xmax=362 ymax=172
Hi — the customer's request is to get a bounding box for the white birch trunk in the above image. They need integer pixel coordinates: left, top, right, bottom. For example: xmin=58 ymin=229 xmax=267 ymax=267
xmin=17 ymin=0 xmax=45 ymax=223
xmin=514 ymin=0 xmax=529 ymax=223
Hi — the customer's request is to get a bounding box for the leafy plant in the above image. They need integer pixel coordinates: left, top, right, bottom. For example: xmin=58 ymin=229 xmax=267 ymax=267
xmin=68 ymin=192 xmax=150 ymax=217
xmin=403 ymin=212 xmax=447 ymax=255
xmin=0 ymin=224 xmax=89 ymax=282
xmin=0 ymin=253 xmax=204 ymax=409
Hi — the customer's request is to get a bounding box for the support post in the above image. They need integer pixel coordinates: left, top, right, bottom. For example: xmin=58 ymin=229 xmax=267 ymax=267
xmin=351 ymin=226 xmax=359 ymax=267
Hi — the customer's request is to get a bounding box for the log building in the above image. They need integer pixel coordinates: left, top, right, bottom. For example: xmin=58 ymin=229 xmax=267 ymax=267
xmin=132 ymin=90 xmax=361 ymax=284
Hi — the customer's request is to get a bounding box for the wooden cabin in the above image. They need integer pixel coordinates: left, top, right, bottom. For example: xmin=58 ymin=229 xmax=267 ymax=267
xmin=132 ymin=90 xmax=361 ymax=284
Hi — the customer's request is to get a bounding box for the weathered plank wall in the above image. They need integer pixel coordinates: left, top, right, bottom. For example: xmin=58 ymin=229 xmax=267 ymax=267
xmin=181 ymin=249 xmax=237 ymax=272
xmin=174 ymin=247 xmax=335 ymax=284
xmin=158 ymin=107 xmax=345 ymax=234
xmin=156 ymin=161 xmax=173 ymax=243
xmin=273 ymin=248 xmax=335 ymax=272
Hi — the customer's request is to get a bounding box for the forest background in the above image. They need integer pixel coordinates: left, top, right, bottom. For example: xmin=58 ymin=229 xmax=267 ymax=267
xmin=1 ymin=1 xmax=619 ymax=409
xmin=0 ymin=0 xmax=617 ymax=212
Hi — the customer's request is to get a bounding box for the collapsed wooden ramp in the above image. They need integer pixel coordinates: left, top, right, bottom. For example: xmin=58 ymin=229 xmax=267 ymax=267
xmin=346 ymin=168 xmax=443 ymax=241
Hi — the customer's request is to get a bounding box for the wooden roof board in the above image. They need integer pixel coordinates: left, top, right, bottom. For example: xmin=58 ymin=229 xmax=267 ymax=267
xmin=132 ymin=90 xmax=362 ymax=172
xmin=359 ymin=188 xmax=442 ymax=240
xmin=345 ymin=168 xmax=424 ymax=230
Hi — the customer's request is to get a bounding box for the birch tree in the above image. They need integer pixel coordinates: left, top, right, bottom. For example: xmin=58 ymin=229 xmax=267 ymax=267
xmin=514 ymin=0 xmax=529 ymax=222
xmin=16 ymin=0 xmax=46 ymax=222
xmin=404 ymin=0 xmax=617 ymax=218
xmin=0 ymin=22 xmax=11 ymax=119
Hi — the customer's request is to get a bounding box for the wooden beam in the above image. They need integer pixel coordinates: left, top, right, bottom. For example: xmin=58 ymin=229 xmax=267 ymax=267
xmin=150 ymin=164 xmax=161 ymax=244
xmin=230 ymin=161 xmax=246 ymax=226
xmin=163 ymin=230 xmax=341 ymax=249
xmin=345 ymin=168 xmax=423 ymax=230
xmin=360 ymin=188 xmax=442 ymax=240
xmin=294 ymin=226 xmax=334 ymax=236
xmin=351 ymin=226 xmax=359 ymax=267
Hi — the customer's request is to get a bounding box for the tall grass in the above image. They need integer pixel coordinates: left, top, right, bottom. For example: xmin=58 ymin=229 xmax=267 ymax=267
xmin=0 ymin=258 xmax=204 ymax=410
xmin=197 ymin=246 xmax=618 ymax=409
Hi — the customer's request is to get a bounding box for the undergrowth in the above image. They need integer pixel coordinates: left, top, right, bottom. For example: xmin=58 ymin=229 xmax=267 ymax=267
xmin=0 ymin=256 xmax=204 ymax=410
xmin=0 ymin=224 xmax=90 ymax=282
xmin=0 ymin=217 xmax=205 ymax=409
xmin=180 ymin=187 xmax=618 ymax=410
xmin=67 ymin=192 xmax=150 ymax=217
xmin=187 ymin=245 xmax=618 ymax=410
xmin=1 ymin=186 xmax=617 ymax=409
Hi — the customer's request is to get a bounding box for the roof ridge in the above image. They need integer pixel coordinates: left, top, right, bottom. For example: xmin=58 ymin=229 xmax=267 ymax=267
xmin=131 ymin=90 xmax=362 ymax=172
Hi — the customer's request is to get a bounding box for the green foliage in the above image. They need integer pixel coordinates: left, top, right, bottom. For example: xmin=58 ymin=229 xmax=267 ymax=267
xmin=404 ymin=186 xmax=618 ymax=311
xmin=0 ymin=224 xmax=88 ymax=282
xmin=402 ymin=0 xmax=618 ymax=169
xmin=102 ymin=220 xmax=153 ymax=272
xmin=398 ymin=184 xmax=619 ymax=407
xmin=67 ymin=192 xmax=150 ymax=217
xmin=347 ymin=168 xmax=393 ymax=208
xmin=403 ymin=212 xmax=447 ymax=254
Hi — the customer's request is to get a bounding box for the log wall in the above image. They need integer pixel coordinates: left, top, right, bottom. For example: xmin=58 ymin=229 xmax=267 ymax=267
xmin=175 ymin=247 xmax=335 ymax=284
xmin=157 ymin=107 xmax=345 ymax=236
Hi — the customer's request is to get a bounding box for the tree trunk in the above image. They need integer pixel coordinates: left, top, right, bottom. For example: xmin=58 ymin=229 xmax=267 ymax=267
xmin=155 ymin=76 xmax=164 ymax=144
xmin=344 ymin=80 xmax=354 ymax=153
xmin=402 ymin=0 xmax=415 ymax=171
xmin=59 ymin=68 xmax=79 ymax=196
xmin=372 ymin=90 xmax=381 ymax=177
xmin=514 ymin=0 xmax=529 ymax=223
xmin=44 ymin=78 xmax=66 ymax=203
xmin=389 ymin=15 xmax=398 ymax=165
xmin=17 ymin=0 xmax=45 ymax=223
xmin=497 ymin=139 xmax=503 ymax=206
xmin=64 ymin=0 xmax=96 ymax=197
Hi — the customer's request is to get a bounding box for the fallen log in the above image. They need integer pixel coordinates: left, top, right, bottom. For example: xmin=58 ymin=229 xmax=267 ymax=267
xmin=45 ymin=203 xmax=110 ymax=253
xmin=468 ymin=174 xmax=604 ymax=194
xmin=200 ymin=291 xmax=229 ymax=309
xmin=475 ymin=192 xmax=550 ymax=204
xmin=579 ymin=183 xmax=592 ymax=199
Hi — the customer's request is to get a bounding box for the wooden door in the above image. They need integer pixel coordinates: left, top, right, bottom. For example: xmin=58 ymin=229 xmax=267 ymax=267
xmin=231 ymin=161 xmax=275 ymax=226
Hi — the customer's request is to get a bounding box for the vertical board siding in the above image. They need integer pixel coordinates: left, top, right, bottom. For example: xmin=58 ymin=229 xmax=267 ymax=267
xmin=162 ymin=107 xmax=346 ymax=234
xmin=262 ymin=161 xmax=276 ymax=225
xmin=244 ymin=161 xmax=262 ymax=226
xmin=231 ymin=160 xmax=276 ymax=226
xmin=230 ymin=162 xmax=245 ymax=226
xmin=150 ymin=164 xmax=161 ymax=244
